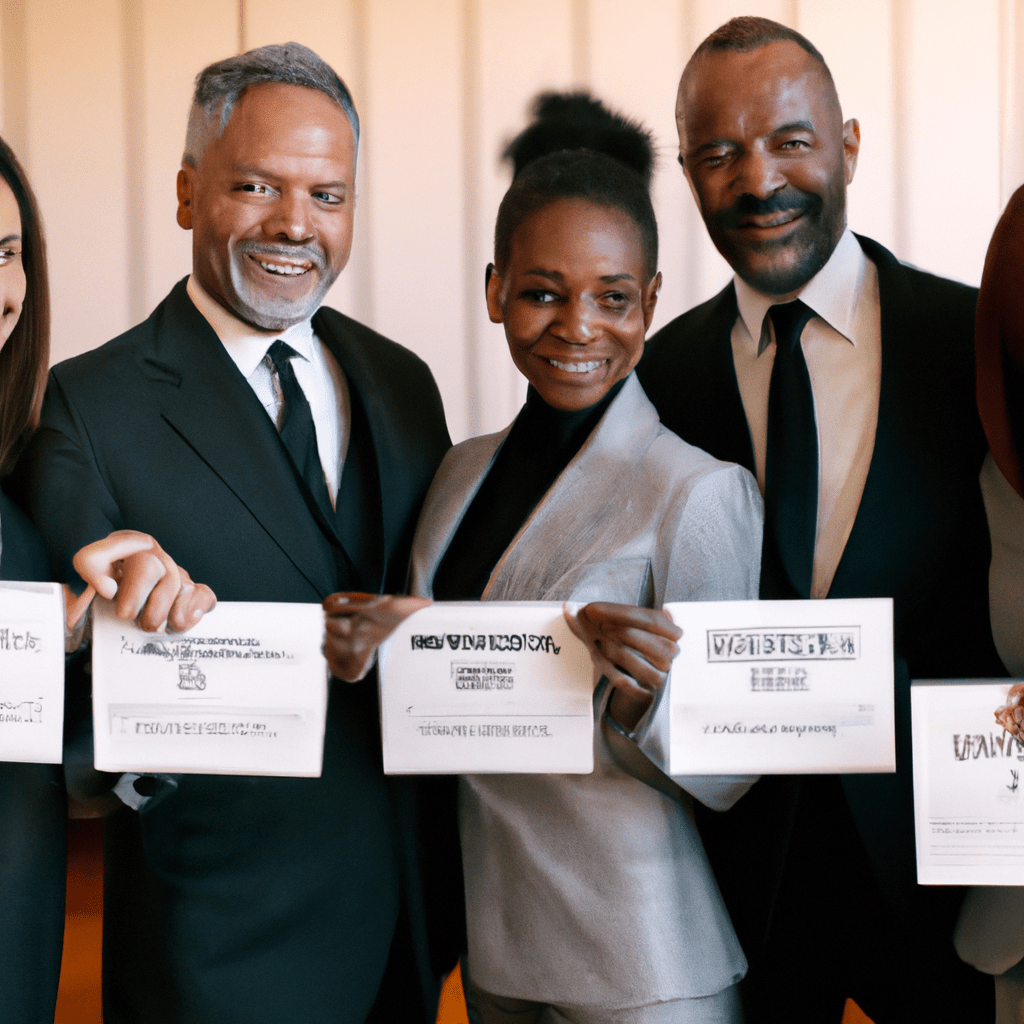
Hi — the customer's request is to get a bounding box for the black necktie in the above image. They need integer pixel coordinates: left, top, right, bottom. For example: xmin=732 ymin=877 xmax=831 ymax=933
xmin=266 ymin=339 xmax=335 ymax=524
xmin=762 ymin=299 xmax=818 ymax=599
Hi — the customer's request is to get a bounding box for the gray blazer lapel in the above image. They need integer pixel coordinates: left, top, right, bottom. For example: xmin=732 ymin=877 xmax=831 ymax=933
xmin=145 ymin=283 xmax=338 ymax=597
xmin=412 ymin=374 xmax=662 ymax=601
xmin=486 ymin=375 xmax=661 ymax=600
xmin=410 ymin=429 xmax=508 ymax=596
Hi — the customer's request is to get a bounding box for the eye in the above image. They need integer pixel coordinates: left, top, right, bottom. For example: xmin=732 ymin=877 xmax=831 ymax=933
xmin=778 ymin=138 xmax=811 ymax=152
xmin=521 ymin=289 xmax=559 ymax=304
xmin=697 ymin=147 xmax=733 ymax=169
xmin=601 ymin=291 xmax=631 ymax=310
xmin=313 ymin=191 xmax=344 ymax=205
xmin=239 ymin=182 xmax=275 ymax=195
xmin=0 ymin=248 xmax=22 ymax=266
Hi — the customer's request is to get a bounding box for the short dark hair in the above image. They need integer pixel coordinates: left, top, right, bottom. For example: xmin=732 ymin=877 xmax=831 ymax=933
xmin=494 ymin=93 xmax=658 ymax=281
xmin=687 ymin=16 xmax=834 ymax=86
xmin=183 ymin=42 xmax=359 ymax=166
xmin=0 ymin=136 xmax=48 ymax=477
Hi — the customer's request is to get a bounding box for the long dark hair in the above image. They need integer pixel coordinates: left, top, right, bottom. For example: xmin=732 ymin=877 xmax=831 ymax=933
xmin=0 ymin=135 xmax=49 ymax=477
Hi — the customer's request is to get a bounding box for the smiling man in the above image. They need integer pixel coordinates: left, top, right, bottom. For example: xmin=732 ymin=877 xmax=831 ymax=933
xmin=637 ymin=16 xmax=1003 ymax=1024
xmin=20 ymin=44 xmax=451 ymax=1024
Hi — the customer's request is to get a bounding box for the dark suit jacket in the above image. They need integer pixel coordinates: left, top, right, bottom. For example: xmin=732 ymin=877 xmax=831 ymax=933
xmin=637 ymin=235 xmax=1004 ymax=1020
xmin=0 ymin=487 xmax=66 ymax=1024
xmin=18 ymin=280 xmax=452 ymax=1024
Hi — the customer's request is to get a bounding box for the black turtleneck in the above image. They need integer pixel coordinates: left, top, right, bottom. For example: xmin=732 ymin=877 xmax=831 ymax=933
xmin=432 ymin=379 xmax=625 ymax=601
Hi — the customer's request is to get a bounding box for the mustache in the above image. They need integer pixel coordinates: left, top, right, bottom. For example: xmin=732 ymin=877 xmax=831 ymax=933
xmin=236 ymin=240 xmax=327 ymax=272
xmin=717 ymin=189 xmax=821 ymax=229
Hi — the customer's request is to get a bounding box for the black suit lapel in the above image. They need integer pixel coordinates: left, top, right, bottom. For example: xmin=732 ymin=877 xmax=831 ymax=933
xmin=315 ymin=310 xmax=404 ymax=592
xmin=640 ymin=283 xmax=755 ymax=472
xmin=143 ymin=282 xmax=339 ymax=598
xmin=828 ymin=237 xmax=920 ymax=598
xmin=699 ymin=285 xmax=757 ymax=470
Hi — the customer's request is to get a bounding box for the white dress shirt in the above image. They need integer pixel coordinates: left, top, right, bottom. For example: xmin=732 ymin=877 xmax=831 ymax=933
xmin=730 ymin=229 xmax=882 ymax=599
xmin=186 ymin=275 xmax=350 ymax=507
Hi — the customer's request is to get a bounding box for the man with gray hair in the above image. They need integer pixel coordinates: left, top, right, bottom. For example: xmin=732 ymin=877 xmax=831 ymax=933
xmin=21 ymin=43 xmax=452 ymax=1023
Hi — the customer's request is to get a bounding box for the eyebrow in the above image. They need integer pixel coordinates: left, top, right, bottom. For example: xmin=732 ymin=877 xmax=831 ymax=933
xmin=0 ymin=234 xmax=21 ymax=245
xmin=524 ymin=269 xmax=637 ymax=284
xmin=688 ymin=120 xmax=818 ymax=159
xmin=769 ymin=120 xmax=816 ymax=139
xmin=689 ymin=138 xmax=737 ymax=158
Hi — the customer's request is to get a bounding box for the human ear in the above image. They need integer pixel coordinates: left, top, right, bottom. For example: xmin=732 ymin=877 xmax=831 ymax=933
xmin=176 ymin=166 xmax=194 ymax=230
xmin=641 ymin=272 xmax=662 ymax=332
xmin=842 ymin=118 xmax=861 ymax=186
xmin=485 ymin=263 xmax=504 ymax=324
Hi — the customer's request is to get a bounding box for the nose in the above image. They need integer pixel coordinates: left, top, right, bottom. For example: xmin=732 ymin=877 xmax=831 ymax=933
xmin=733 ymin=146 xmax=786 ymax=200
xmin=553 ymin=297 xmax=598 ymax=344
xmin=266 ymin=190 xmax=314 ymax=243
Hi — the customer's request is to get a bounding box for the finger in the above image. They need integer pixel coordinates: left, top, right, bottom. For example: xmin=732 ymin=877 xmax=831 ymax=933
xmin=323 ymin=593 xmax=430 ymax=630
xmin=65 ymin=583 xmax=97 ymax=633
xmin=578 ymin=602 xmax=682 ymax=643
xmin=165 ymin=569 xmax=217 ymax=633
xmin=321 ymin=595 xmax=429 ymax=682
xmin=586 ymin=624 xmax=679 ymax=674
xmin=563 ymin=602 xmax=590 ymax=646
xmin=595 ymin=637 xmax=674 ymax=691
xmin=119 ymin=550 xmax=180 ymax=630
xmin=322 ymin=592 xmax=379 ymax=613
xmin=322 ymin=637 xmax=376 ymax=681
xmin=565 ymin=604 xmax=660 ymax=690
xmin=73 ymin=530 xmax=158 ymax=600
xmin=322 ymin=626 xmax=380 ymax=681
xmin=323 ymin=614 xmax=354 ymax=638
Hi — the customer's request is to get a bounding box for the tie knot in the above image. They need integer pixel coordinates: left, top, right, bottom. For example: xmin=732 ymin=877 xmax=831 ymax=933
xmin=768 ymin=299 xmax=815 ymax=355
xmin=266 ymin=338 xmax=299 ymax=374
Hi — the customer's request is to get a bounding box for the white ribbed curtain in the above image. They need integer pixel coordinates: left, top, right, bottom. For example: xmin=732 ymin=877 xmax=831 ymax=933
xmin=1 ymin=0 xmax=1019 ymax=442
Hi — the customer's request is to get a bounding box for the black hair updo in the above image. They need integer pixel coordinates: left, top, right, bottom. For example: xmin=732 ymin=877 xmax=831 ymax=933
xmin=493 ymin=92 xmax=658 ymax=280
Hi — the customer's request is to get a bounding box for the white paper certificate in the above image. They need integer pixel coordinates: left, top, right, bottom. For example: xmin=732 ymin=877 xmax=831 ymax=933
xmin=912 ymin=680 xmax=1024 ymax=885
xmin=667 ymin=598 xmax=895 ymax=775
xmin=91 ymin=599 xmax=328 ymax=777
xmin=378 ymin=602 xmax=594 ymax=774
xmin=0 ymin=581 xmax=64 ymax=764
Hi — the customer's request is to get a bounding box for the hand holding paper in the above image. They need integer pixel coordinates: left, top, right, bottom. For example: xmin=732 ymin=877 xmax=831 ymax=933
xmin=322 ymin=592 xmax=431 ymax=681
xmin=68 ymin=530 xmax=217 ymax=637
xmin=564 ymin=602 xmax=681 ymax=731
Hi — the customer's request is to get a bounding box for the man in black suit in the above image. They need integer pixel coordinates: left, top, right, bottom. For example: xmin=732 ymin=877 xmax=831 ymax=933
xmin=637 ymin=17 xmax=1003 ymax=1024
xmin=19 ymin=43 xmax=451 ymax=1024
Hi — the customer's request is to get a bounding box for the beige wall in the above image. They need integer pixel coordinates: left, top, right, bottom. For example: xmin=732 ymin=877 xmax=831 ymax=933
xmin=1 ymin=0 xmax=1020 ymax=442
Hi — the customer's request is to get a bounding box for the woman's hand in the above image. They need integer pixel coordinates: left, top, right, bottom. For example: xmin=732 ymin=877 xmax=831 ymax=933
xmin=564 ymin=602 xmax=682 ymax=732
xmin=323 ymin=592 xmax=430 ymax=681
xmin=68 ymin=529 xmax=217 ymax=637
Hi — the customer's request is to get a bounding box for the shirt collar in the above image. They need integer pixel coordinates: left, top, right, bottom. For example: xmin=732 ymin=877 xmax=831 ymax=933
xmin=186 ymin=274 xmax=317 ymax=377
xmin=734 ymin=228 xmax=866 ymax=354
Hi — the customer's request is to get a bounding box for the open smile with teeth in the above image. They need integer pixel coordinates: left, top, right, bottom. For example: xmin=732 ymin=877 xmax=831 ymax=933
xmin=253 ymin=257 xmax=312 ymax=277
xmin=548 ymin=359 xmax=606 ymax=373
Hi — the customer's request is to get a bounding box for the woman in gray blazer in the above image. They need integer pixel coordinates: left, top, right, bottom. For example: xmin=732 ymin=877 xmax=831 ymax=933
xmin=326 ymin=95 xmax=763 ymax=1024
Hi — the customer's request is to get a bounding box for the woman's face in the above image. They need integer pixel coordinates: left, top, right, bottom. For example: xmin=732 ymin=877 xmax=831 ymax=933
xmin=487 ymin=198 xmax=660 ymax=412
xmin=0 ymin=176 xmax=25 ymax=350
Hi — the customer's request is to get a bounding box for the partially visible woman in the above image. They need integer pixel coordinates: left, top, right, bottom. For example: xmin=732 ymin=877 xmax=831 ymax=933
xmin=954 ymin=183 xmax=1024 ymax=1024
xmin=0 ymin=135 xmax=217 ymax=1024
xmin=0 ymin=133 xmax=68 ymax=1024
